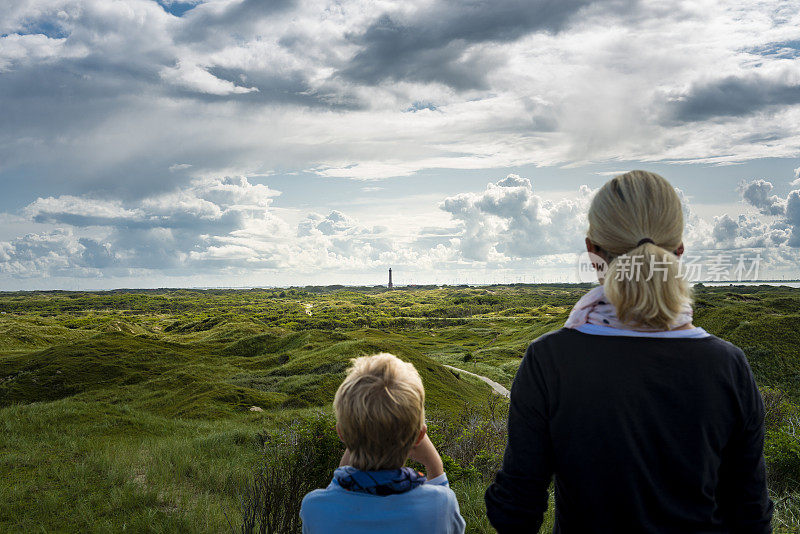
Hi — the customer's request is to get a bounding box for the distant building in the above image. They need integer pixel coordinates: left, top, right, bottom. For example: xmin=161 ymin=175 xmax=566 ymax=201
xmin=388 ymin=268 xmax=393 ymax=289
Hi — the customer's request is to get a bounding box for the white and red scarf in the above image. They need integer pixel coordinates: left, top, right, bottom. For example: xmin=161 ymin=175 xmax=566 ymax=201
xmin=564 ymin=285 xmax=693 ymax=332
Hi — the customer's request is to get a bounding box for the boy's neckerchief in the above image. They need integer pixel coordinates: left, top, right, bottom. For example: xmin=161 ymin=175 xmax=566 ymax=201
xmin=334 ymin=466 xmax=426 ymax=496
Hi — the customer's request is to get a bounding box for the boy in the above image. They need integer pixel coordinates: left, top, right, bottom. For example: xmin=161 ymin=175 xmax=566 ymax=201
xmin=300 ymin=353 xmax=466 ymax=534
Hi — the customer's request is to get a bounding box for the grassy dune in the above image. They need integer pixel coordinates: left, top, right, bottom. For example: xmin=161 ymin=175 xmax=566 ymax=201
xmin=1 ymin=284 xmax=798 ymax=532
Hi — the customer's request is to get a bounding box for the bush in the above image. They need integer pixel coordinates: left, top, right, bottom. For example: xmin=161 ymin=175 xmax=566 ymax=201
xmin=233 ymin=413 xmax=343 ymax=534
xmin=428 ymin=394 xmax=508 ymax=483
xmin=760 ymin=386 xmax=800 ymax=493
xmin=761 ymin=386 xmax=797 ymax=431
xmin=765 ymin=424 xmax=800 ymax=493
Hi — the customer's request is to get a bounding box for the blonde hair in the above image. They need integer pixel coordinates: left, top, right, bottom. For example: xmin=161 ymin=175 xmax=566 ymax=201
xmin=587 ymin=170 xmax=692 ymax=330
xmin=334 ymin=353 xmax=425 ymax=470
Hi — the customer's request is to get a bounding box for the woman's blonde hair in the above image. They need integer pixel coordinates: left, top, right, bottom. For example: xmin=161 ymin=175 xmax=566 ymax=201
xmin=334 ymin=353 xmax=425 ymax=470
xmin=587 ymin=170 xmax=691 ymax=330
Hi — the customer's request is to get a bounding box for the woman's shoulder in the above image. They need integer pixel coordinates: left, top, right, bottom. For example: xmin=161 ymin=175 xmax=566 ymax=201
xmin=527 ymin=326 xmax=748 ymax=364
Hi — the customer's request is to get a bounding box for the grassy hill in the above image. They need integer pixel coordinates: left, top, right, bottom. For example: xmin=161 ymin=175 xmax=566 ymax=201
xmin=1 ymin=284 xmax=798 ymax=532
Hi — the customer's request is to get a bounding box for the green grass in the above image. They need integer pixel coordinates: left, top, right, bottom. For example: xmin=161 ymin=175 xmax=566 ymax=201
xmin=1 ymin=283 xmax=799 ymax=532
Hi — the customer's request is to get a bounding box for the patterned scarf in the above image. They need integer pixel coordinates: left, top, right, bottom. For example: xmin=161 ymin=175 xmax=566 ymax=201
xmin=564 ymin=285 xmax=693 ymax=331
xmin=333 ymin=466 xmax=427 ymax=496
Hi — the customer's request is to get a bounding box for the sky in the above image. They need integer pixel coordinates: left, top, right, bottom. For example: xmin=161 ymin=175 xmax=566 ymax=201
xmin=1 ymin=0 xmax=800 ymax=289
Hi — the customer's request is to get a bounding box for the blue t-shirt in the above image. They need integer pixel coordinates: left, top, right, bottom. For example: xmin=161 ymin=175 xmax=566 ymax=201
xmin=300 ymin=468 xmax=466 ymax=534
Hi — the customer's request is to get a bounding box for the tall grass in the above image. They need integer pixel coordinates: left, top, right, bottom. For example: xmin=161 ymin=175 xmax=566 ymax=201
xmin=234 ymin=415 xmax=343 ymax=534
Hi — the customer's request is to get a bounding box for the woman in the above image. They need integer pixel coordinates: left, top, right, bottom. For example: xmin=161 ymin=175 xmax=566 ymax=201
xmin=484 ymin=171 xmax=773 ymax=533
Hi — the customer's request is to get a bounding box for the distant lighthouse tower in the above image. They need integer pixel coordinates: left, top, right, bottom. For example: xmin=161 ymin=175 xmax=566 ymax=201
xmin=388 ymin=268 xmax=393 ymax=289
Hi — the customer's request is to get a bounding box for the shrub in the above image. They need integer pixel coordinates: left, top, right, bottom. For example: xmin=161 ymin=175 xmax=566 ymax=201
xmin=760 ymin=386 xmax=800 ymax=493
xmin=765 ymin=424 xmax=800 ymax=493
xmin=428 ymin=394 xmax=508 ymax=483
xmin=233 ymin=413 xmax=343 ymax=534
xmin=761 ymin=386 xmax=797 ymax=431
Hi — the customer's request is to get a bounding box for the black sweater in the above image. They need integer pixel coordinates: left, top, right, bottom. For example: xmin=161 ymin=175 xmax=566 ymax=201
xmin=484 ymin=328 xmax=773 ymax=533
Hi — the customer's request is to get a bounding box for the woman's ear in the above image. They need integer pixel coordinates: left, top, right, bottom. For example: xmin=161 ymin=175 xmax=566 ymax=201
xmin=415 ymin=424 xmax=427 ymax=446
xmin=585 ymin=237 xmax=599 ymax=255
xmin=586 ymin=237 xmax=608 ymax=276
xmin=675 ymin=242 xmax=685 ymax=258
xmin=586 ymin=237 xmax=607 ymax=261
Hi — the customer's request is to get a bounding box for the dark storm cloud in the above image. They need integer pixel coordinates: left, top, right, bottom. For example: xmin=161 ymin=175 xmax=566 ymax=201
xmin=671 ymin=74 xmax=800 ymax=122
xmin=338 ymin=0 xmax=622 ymax=89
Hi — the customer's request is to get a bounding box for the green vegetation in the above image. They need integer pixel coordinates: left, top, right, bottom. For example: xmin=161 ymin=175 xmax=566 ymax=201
xmin=1 ymin=284 xmax=798 ymax=532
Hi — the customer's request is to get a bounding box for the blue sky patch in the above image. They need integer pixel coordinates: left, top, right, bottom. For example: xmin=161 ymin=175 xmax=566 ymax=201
xmin=157 ymin=0 xmax=201 ymax=17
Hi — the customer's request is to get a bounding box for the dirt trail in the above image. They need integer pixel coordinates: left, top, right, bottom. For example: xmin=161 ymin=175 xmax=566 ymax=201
xmin=443 ymin=364 xmax=510 ymax=398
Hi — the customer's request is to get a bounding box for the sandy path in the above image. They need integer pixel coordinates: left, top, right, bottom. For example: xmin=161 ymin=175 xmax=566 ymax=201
xmin=443 ymin=364 xmax=510 ymax=398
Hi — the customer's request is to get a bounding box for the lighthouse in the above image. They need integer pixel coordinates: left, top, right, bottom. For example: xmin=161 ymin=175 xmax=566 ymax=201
xmin=388 ymin=268 xmax=393 ymax=289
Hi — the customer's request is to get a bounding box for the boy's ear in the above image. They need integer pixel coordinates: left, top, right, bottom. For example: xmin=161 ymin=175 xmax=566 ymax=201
xmin=414 ymin=424 xmax=427 ymax=446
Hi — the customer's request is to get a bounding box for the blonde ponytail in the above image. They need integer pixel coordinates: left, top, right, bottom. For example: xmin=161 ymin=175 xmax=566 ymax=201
xmin=587 ymin=170 xmax=691 ymax=330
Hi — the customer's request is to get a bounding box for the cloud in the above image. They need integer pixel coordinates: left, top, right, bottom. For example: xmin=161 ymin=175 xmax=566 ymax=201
xmin=175 ymin=0 xmax=296 ymax=43
xmin=5 ymin=176 xmax=430 ymax=279
xmin=14 ymin=176 xmax=285 ymax=271
xmin=708 ymin=213 xmax=780 ymax=249
xmin=0 ymin=228 xmax=92 ymax=278
xmin=25 ymin=195 xmax=142 ymax=227
xmin=78 ymin=237 xmax=116 ymax=268
xmin=0 ymin=33 xmax=85 ymax=71
xmin=293 ymin=210 xmax=395 ymax=266
xmin=4 ymin=1 xmax=800 ymax=285
xmin=712 ymin=214 xmax=739 ymax=244
xmin=3 ymin=170 xmax=800 ymax=284
xmin=160 ymin=60 xmax=258 ymax=95
xmin=739 ymin=179 xmax=786 ymax=215
xmin=671 ymin=73 xmax=800 ymax=122
xmin=675 ymin=188 xmax=717 ymax=251
xmin=338 ymin=0 xmax=621 ymax=90
xmin=686 ymin=175 xmax=800 ymax=251
xmin=787 ymin=190 xmax=800 ymax=247
xmin=3 ymin=0 xmax=800 ymax=200
xmin=298 ymin=210 xmax=361 ymax=237
xmin=733 ymin=173 xmax=800 ymax=249
xmin=440 ymin=174 xmax=592 ymax=261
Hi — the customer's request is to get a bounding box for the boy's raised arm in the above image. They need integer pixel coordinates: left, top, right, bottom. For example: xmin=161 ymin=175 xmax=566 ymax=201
xmin=408 ymin=433 xmax=445 ymax=480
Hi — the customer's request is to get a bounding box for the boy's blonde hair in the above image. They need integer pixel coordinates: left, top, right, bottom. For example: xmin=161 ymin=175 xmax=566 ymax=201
xmin=334 ymin=353 xmax=425 ymax=471
xmin=587 ymin=170 xmax=692 ymax=329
